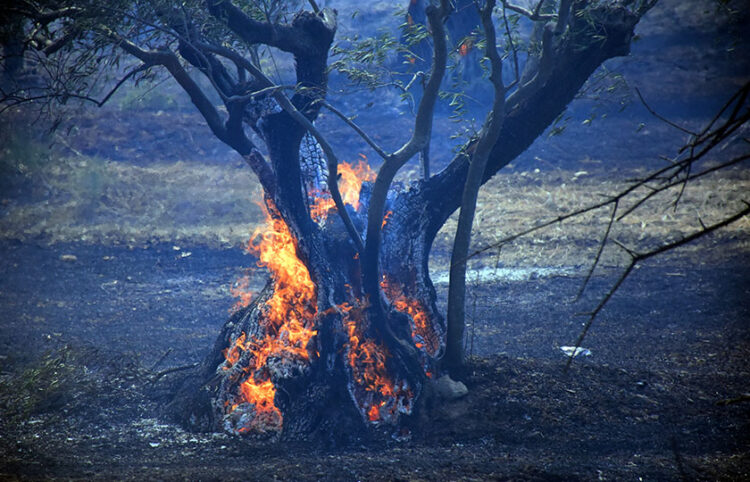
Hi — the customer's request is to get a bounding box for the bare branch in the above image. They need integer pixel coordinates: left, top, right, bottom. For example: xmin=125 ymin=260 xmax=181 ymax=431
xmin=390 ymin=9 xmax=448 ymax=164
xmin=501 ymin=0 xmax=556 ymax=20
xmin=501 ymin=5 xmax=521 ymax=90
xmin=115 ymin=37 xmax=229 ymax=150
xmin=316 ymin=100 xmax=390 ymax=161
xmin=575 ymin=199 xmax=619 ymax=301
xmin=445 ymin=0 xmax=506 ymax=370
xmin=554 ymin=0 xmax=573 ymax=34
xmin=635 ymin=88 xmax=698 ymax=136
xmin=206 ymin=1 xmax=335 ymax=55
xmin=565 ymin=203 xmax=750 ymax=370
xmin=307 ymin=0 xmax=321 ymax=14
xmin=361 ymin=3 xmax=450 ymax=305
xmin=196 ymin=41 xmax=363 ymax=252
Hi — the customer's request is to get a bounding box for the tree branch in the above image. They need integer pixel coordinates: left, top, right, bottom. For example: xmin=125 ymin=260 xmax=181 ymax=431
xmin=565 ymin=203 xmax=750 ymax=370
xmin=445 ymin=0 xmax=506 ymax=370
xmin=362 ymin=3 xmax=449 ymax=308
xmin=316 ymin=99 xmax=390 ymax=161
xmin=206 ymin=1 xmax=333 ymax=55
xmin=114 ymin=38 xmax=229 ymax=149
xmin=501 ymin=0 xmax=556 ymax=21
xmin=196 ymin=41 xmax=363 ymax=252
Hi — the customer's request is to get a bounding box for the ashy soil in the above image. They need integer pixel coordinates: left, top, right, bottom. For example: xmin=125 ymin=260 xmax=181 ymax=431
xmin=1 ymin=0 xmax=749 ymax=478
xmin=0 ymin=242 xmax=748 ymax=480
xmin=0 ymin=154 xmax=748 ymax=479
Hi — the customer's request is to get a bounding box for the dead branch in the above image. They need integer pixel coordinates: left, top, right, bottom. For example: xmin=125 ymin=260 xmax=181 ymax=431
xmin=501 ymin=0 xmax=556 ymax=21
xmin=149 ymin=363 xmax=200 ymax=383
xmin=575 ymin=199 xmax=619 ymax=301
xmin=316 ymin=99 xmax=390 ymax=161
xmin=565 ymin=202 xmax=750 ymax=370
xmin=470 ymin=82 xmax=750 ymax=262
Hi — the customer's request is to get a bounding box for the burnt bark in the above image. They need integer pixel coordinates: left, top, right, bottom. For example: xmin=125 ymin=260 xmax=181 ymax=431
xmin=171 ymin=2 xmax=647 ymax=442
xmin=172 ymin=194 xmax=445 ymax=444
xmin=4 ymin=0 xmax=652 ymax=443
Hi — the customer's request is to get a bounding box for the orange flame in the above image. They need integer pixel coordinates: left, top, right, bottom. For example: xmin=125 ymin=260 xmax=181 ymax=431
xmin=458 ymin=38 xmax=473 ymax=57
xmin=309 ymin=157 xmax=376 ymax=223
xmin=223 ymin=202 xmax=318 ymax=433
xmin=381 ymin=279 xmax=439 ymax=356
xmin=382 ymin=210 xmax=393 ymax=229
xmin=229 ymin=274 xmax=253 ymax=313
xmin=341 ymin=301 xmax=411 ymax=423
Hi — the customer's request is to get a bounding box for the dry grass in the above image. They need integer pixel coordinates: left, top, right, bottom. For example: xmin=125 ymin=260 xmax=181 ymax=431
xmin=0 ymin=157 xmax=264 ymax=247
xmin=432 ymin=165 xmax=750 ymax=272
xmin=1 ymin=156 xmax=748 ymax=270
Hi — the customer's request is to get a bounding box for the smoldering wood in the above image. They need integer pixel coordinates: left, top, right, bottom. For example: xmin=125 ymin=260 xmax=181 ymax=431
xmin=4 ymin=0 xmax=661 ymax=443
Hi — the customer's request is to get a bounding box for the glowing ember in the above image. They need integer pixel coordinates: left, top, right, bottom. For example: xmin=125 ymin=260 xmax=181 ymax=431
xmin=223 ymin=202 xmax=318 ymax=434
xmin=381 ymin=279 xmax=440 ymax=356
xmin=309 ymin=156 xmax=376 ymax=223
xmin=458 ymin=38 xmax=473 ymax=57
xmin=341 ymin=301 xmax=412 ymax=423
xmin=382 ymin=210 xmax=393 ymax=229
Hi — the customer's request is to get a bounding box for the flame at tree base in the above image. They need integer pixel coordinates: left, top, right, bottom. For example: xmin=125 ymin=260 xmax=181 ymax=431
xmin=218 ymin=158 xmax=441 ymax=436
xmin=340 ymin=301 xmax=414 ymax=424
xmin=219 ymin=202 xmax=317 ymax=435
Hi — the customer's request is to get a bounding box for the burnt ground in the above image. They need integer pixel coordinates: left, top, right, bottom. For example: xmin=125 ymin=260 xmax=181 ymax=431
xmin=0 ymin=238 xmax=748 ymax=480
xmin=1 ymin=1 xmax=749 ymax=478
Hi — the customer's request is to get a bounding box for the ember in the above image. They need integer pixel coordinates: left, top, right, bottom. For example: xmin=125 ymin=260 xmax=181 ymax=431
xmin=382 ymin=279 xmax=440 ymax=356
xmin=341 ymin=301 xmax=413 ymax=424
xmin=309 ymin=157 xmax=376 ymax=223
xmin=458 ymin=38 xmax=473 ymax=56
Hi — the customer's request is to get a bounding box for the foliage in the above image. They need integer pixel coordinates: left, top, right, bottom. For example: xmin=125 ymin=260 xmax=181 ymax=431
xmin=0 ymin=345 xmax=98 ymax=420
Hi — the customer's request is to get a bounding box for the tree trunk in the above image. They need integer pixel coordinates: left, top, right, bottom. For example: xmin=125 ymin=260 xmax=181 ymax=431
xmin=165 ymin=1 xmax=646 ymax=444
xmin=171 ymin=177 xmax=444 ymax=444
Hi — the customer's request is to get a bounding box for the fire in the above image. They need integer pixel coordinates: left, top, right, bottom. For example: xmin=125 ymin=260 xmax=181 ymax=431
xmin=223 ymin=202 xmax=318 ymax=433
xmin=223 ymin=153 xmax=424 ymax=431
xmin=309 ymin=157 xmax=376 ymax=223
xmin=341 ymin=301 xmax=412 ymax=423
xmin=458 ymin=38 xmax=473 ymax=57
xmin=382 ymin=210 xmax=393 ymax=229
xmin=229 ymin=274 xmax=253 ymax=313
xmin=381 ymin=279 xmax=439 ymax=356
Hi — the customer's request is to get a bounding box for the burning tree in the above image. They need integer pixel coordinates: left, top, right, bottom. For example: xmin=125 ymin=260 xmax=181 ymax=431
xmin=2 ymin=0 xmax=662 ymax=441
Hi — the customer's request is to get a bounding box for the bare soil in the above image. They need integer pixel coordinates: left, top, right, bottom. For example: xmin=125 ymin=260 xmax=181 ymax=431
xmin=1 ymin=1 xmax=749 ymax=477
xmin=0 ymin=237 xmax=748 ymax=480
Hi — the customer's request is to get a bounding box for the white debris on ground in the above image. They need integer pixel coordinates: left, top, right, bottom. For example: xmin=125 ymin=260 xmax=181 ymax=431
xmin=559 ymin=346 xmax=592 ymax=358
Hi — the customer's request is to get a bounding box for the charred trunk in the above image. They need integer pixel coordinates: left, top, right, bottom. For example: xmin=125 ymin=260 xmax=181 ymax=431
xmin=171 ymin=169 xmax=445 ymax=444
xmin=164 ymin=1 xmax=645 ymax=444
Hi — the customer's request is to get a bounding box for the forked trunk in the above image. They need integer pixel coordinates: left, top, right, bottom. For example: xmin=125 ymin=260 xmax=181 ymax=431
xmin=171 ymin=154 xmax=444 ymax=444
xmin=164 ymin=1 xmax=645 ymax=444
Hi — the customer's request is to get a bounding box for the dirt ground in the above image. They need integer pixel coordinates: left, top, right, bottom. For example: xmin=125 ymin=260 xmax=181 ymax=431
xmin=1 ymin=1 xmax=749 ymax=478
xmin=0 ymin=236 xmax=748 ymax=480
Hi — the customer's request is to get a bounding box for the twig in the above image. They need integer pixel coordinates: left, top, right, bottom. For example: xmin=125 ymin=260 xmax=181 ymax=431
xmin=307 ymin=0 xmax=321 ymax=14
xmin=149 ymin=362 xmax=200 ymax=383
xmin=635 ymin=87 xmax=697 ymax=137
xmin=575 ymin=199 xmax=618 ymax=301
xmin=149 ymin=348 xmax=173 ymax=371
xmin=501 ymin=0 xmax=556 ymax=20
xmin=565 ymin=203 xmax=750 ymax=370
xmin=716 ymin=393 xmax=750 ymax=406
xmin=317 ymin=99 xmax=390 ymax=161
